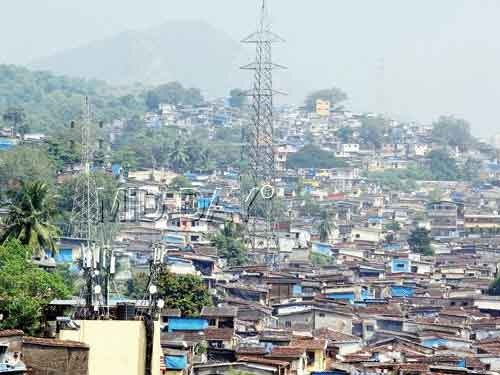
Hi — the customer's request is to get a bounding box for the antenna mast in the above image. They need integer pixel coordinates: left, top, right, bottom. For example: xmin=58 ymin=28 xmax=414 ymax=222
xmin=71 ymin=97 xmax=100 ymax=243
xmin=241 ymin=0 xmax=285 ymax=260
xmin=70 ymin=97 xmax=111 ymax=312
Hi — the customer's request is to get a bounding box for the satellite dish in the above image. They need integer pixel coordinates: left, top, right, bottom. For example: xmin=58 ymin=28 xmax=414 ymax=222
xmin=94 ymin=285 xmax=102 ymax=295
xmin=157 ymin=299 xmax=165 ymax=309
xmin=149 ymin=285 xmax=157 ymax=295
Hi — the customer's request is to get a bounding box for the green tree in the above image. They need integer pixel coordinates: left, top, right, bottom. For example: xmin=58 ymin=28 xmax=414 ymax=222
xmin=432 ymin=116 xmax=473 ymax=151
xmin=295 ymin=177 xmax=305 ymax=197
xmin=1 ymin=181 xmax=59 ymax=256
xmin=57 ymin=171 xmax=119 ymax=218
xmin=212 ymin=221 xmax=247 ymax=267
xmin=336 ymin=127 xmax=353 ymax=143
xmin=385 ymin=222 xmax=401 ymax=232
xmin=215 ymin=125 xmax=241 ymax=143
xmin=302 ymin=193 xmax=320 ymax=217
xmin=45 ymin=136 xmax=81 ymax=172
xmin=186 ymin=140 xmax=215 ymax=172
xmin=428 ymin=149 xmax=461 ymax=181
xmin=359 ymin=117 xmax=387 ymax=150
xmin=367 ymin=165 xmax=433 ymax=192
xmin=169 ymin=139 xmax=190 ymax=171
xmin=126 ymin=272 xmax=150 ymax=299
xmin=310 ymin=252 xmax=332 ymax=266
xmin=304 ymin=87 xmax=348 ymax=112
xmin=55 ymin=263 xmax=81 ymax=296
xmin=229 ymin=89 xmax=247 ymax=108
xmin=0 ymin=240 xmax=69 ymax=334
xmin=488 ymin=277 xmax=500 ymax=296
xmin=156 ymin=271 xmax=211 ymax=316
xmin=0 ymin=65 xmax=146 ymax=133
xmin=0 ymin=147 xmax=56 ymax=192
xmin=462 ymin=158 xmax=481 ymax=182
xmin=318 ymin=210 xmax=334 ymax=242
xmin=169 ymin=176 xmax=193 ymax=190
xmin=429 ymin=187 xmax=445 ymax=202
xmin=2 ymin=107 xmax=26 ymax=137
xmin=286 ymin=144 xmax=347 ymax=169
xmin=145 ymin=82 xmax=204 ymax=111
xmin=408 ymin=227 xmax=433 ymax=255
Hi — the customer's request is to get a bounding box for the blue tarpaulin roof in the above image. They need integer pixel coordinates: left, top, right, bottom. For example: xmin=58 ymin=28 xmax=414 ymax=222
xmin=168 ymin=318 xmax=208 ymax=332
xmin=0 ymin=138 xmax=15 ymax=150
xmin=56 ymin=248 xmax=73 ymax=263
xmin=165 ymin=355 xmax=187 ymax=369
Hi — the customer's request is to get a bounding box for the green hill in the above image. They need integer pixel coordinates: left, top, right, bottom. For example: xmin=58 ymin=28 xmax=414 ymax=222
xmin=0 ymin=64 xmax=146 ymax=132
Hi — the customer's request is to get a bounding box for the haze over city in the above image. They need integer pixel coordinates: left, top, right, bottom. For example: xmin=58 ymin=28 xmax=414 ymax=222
xmin=2 ymin=0 xmax=500 ymax=136
xmin=4 ymin=2 xmax=500 ymax=375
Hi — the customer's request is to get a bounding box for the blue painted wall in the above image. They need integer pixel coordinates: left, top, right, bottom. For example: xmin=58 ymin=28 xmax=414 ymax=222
xmin=327 ymin=292 xmax=355 ymax=302
xmin=293 ymin=284 xmax=303 ymax=296
xmin=391 ymin=259 xmax=411 ymax=273
xmin=391 ymin=285 xmax=414 ymax=298
xmin=361 ymin=288 xmax=373 ymax=301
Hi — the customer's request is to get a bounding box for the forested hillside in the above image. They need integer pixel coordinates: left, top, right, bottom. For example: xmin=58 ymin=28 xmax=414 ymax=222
xmin=0 ymin=64 xmax=146 ymax=132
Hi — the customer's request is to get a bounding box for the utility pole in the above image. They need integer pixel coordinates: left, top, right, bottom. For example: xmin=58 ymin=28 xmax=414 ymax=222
xmin=241 ymin=0 xmax=285 ymax=263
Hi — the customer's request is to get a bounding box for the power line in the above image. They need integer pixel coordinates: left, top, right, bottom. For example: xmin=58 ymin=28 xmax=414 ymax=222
xmin=241 ymin=0 xmax=285 ymax=261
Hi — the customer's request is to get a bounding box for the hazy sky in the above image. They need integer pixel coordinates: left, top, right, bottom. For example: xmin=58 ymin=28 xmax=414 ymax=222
xmin=2 ymin=0 xmax=500 ymax=137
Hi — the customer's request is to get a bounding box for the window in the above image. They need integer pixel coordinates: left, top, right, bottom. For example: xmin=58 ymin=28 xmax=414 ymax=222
xmin=285 ymin=321 xmax=291 ymax=328
xmin=319 ymin=313 xmax=325 ymax=318
xmin=209 ymin=319 xmax=216 ymax=326
xmin=306 ymin=351 xmax=315 ymax=366
xmin=366 ymin=325 xmax=374 ymax=332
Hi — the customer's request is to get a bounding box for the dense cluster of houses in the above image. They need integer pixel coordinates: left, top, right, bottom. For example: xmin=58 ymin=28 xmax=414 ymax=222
xmin=4 ymin=99 xmax=500 ymax=375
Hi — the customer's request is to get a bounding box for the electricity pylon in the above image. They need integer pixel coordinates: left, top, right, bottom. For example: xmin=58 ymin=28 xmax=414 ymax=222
xmin=241 ymin=0 xmax=285 ymax=260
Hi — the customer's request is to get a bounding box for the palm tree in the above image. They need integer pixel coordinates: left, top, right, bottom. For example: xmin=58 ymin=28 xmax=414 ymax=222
xmin=1 ymin=181 xmax=59 ymax=256
xmin=168 ymin=139 xmax=189 ymax=171
xmin=318 ymin=210 xmax=335 ymax=243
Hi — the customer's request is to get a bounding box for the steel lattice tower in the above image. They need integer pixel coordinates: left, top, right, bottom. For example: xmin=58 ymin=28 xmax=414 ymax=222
xmin=70 ymin=97 xmax=100 ymax=244
xmin=241 ymin=0 xmax=285 ymax=254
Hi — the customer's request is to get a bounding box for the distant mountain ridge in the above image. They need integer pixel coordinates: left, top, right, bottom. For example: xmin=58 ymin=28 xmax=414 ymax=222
xmin=30 ymin=20 xmax=245 ymax=97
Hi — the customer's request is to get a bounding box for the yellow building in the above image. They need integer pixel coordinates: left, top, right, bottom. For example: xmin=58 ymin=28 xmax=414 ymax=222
xmin=464 ymin=214 xmax=500 ymax=235
xmin=59 ymin=320 xmax=161 ymax=375
xmin=303 ymin=179 xmax=319 ymax=188
xmin=315 ymin=100 xmax=330 ymax=117
xmin=290 ymin=339 xmax=327 ymax=374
